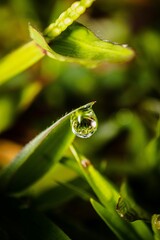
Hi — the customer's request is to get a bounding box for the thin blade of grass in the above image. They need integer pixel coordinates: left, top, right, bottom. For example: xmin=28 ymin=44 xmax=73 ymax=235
xmin=0 ymin=103 xmax=96 ymax=192
xmin=32 ymin=177 xmax=91 ymax=211
xmin=91 ymin=199 xmax=139 ymax=240
xmin=70 ymin=146 xmax=153 ymax=240
xmin=0 ymin=41 xmax=44 ymax=85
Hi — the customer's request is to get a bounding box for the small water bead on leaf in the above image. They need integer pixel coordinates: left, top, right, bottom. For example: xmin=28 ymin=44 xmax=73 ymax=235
xmin=116 ymin=197 xmax=138 ymax=222
xmin=70 ymin=102 xmax=98 ymax=138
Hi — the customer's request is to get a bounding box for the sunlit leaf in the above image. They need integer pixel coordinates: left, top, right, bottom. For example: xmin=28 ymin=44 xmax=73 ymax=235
xmin=70 ymin=146 xmax=153 ymax=240
xmin=91 ymin=199 xmax=139 ymax=240
xmin=30 ymin=22 xmax=135 ymax=67
xmin=0 ymin=41 xmax=44 ymax=85
xmin=26 ymin=161 xmax=78 ymax=197
xmin=50 ymin=22 xmax=135 ymax=64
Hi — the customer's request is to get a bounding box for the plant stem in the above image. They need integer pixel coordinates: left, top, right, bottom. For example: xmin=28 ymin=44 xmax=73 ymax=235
xmin=0 ymin=41 xmax=45 ymax=85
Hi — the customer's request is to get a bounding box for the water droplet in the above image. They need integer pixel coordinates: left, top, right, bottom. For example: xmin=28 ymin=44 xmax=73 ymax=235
xmin=116 ymin=197 xmax=138 ymax=222
xmin=70 ymin=102 xmax=98 ymax=138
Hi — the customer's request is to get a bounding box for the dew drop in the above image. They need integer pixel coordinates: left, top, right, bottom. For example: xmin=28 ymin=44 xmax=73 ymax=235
xmin=70 ymin=102 xmax=98 ymax=138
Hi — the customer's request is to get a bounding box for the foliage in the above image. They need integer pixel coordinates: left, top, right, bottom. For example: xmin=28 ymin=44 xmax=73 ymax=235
xmin=0 ymin=0 xmax=160 ymax=239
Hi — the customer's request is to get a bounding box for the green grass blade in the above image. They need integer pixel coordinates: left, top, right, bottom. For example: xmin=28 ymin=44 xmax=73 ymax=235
xmin=70 ymin=145 xmax=119 ymax=205
xmin=25 ymin=161 xmax=78 ymax=197
xmin=91 ymin=199 xmax=139 ymax=240
xmin=0 ymin=103 xmax=96 ymax=192
xmin=70 ymin=146 xmax=153 ymax=240
xmin=0 ymin=41 xmax=44 ymax=85
xmin=32 ymin=177 xmax=90 ymax=211
xmin=50 ymin=22 xmax=135 ymax=64
xmin=30 ymin=22 xmax=135 ymax=67
xmin=116 ymin=182 xmax=150 ymax=222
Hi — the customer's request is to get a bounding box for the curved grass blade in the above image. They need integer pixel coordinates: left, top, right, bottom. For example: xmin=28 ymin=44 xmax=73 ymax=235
xmin=32 ymin=177 xmax=90 ymax=211
xmin=30 ymin=22 xmax=135 ymax=67
xmin=24 ymin=161 xmax=78 ymax=198
xmin=116 ymin=182 xmax=150 ymax=222
xmin=0 ymin=0 xmax=95 ymax=84
xmin=91 ymin=199 xmax=139 ymax=240
xmin=0 ymin=104 xmax=94 ymax=193
xmin=50 ymin=22 xmax=135 ymax=64
xmin=70 ymin=146 xmax=153 ymax=240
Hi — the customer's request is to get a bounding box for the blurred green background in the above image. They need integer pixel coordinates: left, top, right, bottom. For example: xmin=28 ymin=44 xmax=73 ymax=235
xmin=0 ymin=0 xmax=160 ymax=239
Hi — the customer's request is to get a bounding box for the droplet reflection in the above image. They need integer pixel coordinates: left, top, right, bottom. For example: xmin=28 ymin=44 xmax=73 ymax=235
xmin=70 ymin=103 xmax=98 ymax=138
